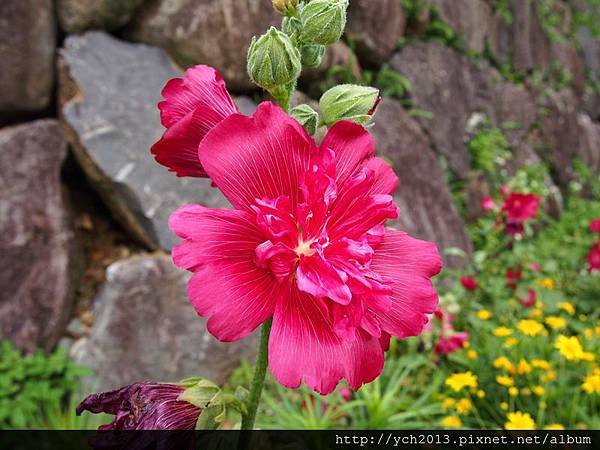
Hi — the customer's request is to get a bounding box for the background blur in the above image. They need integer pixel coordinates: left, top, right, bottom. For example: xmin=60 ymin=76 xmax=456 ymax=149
xmin=0 ymin=0 xmax=599 ymax=429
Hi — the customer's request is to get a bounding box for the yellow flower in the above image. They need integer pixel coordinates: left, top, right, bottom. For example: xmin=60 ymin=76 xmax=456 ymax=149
xmin=476 ymin=390 xmax=486 ymax=398
xmin=555 ymin=335 xmax=585 ymax=361
xmin=544 ymin=423 xmax=565 ymax=430
xmin=496 ymin=375 xmax=515 ymax=387
xmin=529 ymin=309 xmax=543 ymax=319
xmin=532 ymin=386 xmax=545 ymax=396
xmin=494 ymin=356 xmax=513 ymax=371
xmin=442 ymin=398 xmax=456 ymax=410
xmin=542 ymin=370 xmax=557 ymax=383
xmin=476 ymin=309 xmax=492 ymax=320
xmin=545 ymin=316 xmax=566 ymax=330
xmin=505 ymin=411 xmax=536 ymax=430
xmin=581 ymin=352 xmax=596 ymax=362
xmin=441 ymin=415 xmax=462 ymax=428
xmin=532 ymin=359 xmax=551 ymax=370
xmin=504 ymin=337 xmax=518 ymax=348
xmin=467 ymin=350 xmax=478 ymax=360
xmin=500 ymin=402 xmax=508 ymax=411
xmin=508 ymin=387 xmax=519 ymax=397
xmin=493 ymin=327 xmax=513 ymax=337
xmin=445 ymin=371 xmax=478 ymax=392
xmin=558 ymin=302 xmax=575 ymax=315
xmin=517 ymin=320 xmax=545 ymax=336
xmin=517 ymin=359 xmax=532 ymax=375
xmin=582 ymin=373 xmax=600 ymax=394
xmin=584 ymin=328 xmax=593 ymax=339
xmin=462 ymin=341 xmax=470 ymax=349
xmin=455 ymin=398 xmax=472 ymax=414
xmin=595 ymin=325 xmax=600 ymax=336
xmin=535 ymin=278 xmax=554 ymax=289
xmin=535 ymin=301 xmax=544 ymax=309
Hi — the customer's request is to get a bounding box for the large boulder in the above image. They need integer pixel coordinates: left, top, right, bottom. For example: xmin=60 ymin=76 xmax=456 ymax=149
xmin=127 ymin=0 xmax=280 ymax=92
xmin=0 ymin=120 xmax=77 ymax=352
xmin=72 ymin=254 xmax=257 ymax=391
xmin=57 ymin=0 xmax=145 ymax=33
xmin=390 ymin=42 xmax=536 ymax=178
xmin=346 ymin=0 xmax=406 ymax=67
xmin=0 ymin=0 xmax=55 ymax=116
xmin=59 ymin=32 xmax=239 ymax=251
xmin=372 ymin=99 xmax=472 ymax=268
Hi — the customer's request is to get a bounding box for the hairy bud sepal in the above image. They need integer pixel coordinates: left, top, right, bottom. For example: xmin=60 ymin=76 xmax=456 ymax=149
xmin=291 ymin=104 xmax=320 ymax=135
xmin=300 ymin=44 xmax=326 ymax=68
xmin=319 ymin=84 xmax=381 ymax=127
xmin=300 ymin=0 xmax=348 ymax=46
xmin=247 ymin=27 xmax=302 ymax=93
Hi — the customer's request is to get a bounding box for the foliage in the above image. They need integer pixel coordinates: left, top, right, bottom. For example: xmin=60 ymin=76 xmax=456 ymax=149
xmin=572 ymin=0 xmax=600 ymax=39
xmin=467 ymin=125 xmax=511 ymax=176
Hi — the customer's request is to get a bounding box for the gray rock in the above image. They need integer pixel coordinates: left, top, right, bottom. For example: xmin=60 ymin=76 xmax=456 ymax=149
xmin=73 ymin=253 xmax=256 ymax=391
xmin=58 ymin=0 xmax=145 ymax=32
xmin=372 ymin=99 xmax=472 ymax=268
xmin=127 ymin=0 xmax=280 ymax=92
xmin=390 ymin=42 xmax=536 ymax=178
xmin=59 ymin=32 xmax=233 ymax=250
xmin=0 ymin=0 xmax=55 ymax=115
xmin=0 ymin=120 xmax=77 ymax=352
xmin=346 ymin=0 xmax=406 ymax=67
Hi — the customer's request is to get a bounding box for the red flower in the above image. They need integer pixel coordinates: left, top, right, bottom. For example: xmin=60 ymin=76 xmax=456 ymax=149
xmin=77 ymin=382 xmax=201 ymax=430
xmin=151 ymin=65 xmax=238 ymax=177
xmin=165 ymin=79 xmax=442 ymax=394
xmin=588 ymin=241 xmax=600 ymax=272
xmin=520 ymin=288 xmax=536 ymax=308
xmin=460 ymin=276 xmax=478 ymax=291
xmin=434 ymin=332 xmax=469 ymax=355
xmin=529 ymin=263 xmax=541 ymax=272
xmin=502 ymin=192 xmax=540 ymax=223
xmin=505 ymin=268 xmax=522 ymax=290
xmin=590 ymin=218 xmax=600 ymax=233
xmin=338 ymin=386 xmax=353 ymax=401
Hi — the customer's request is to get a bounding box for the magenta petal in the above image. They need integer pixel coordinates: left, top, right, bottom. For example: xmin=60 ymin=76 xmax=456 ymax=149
xmin=370 ymin=229 xmax=442 ymax=338
xmin=198 ymin=102 xmax=316 ymax=211
xmin=169 ymin=204 xmax=279 ymax=341
xmin=159 ymin=65 xmax=237 ymax=128
xmin=269 ymin=288 xmax=384 ymax=395
xmin=363 ymin=157 xmax=399 ymax=195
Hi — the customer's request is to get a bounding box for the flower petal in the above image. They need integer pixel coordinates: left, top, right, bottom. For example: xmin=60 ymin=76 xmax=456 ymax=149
xmin=364 ymin=157 xmax=399 ymax=195
xmin=159 ymin=65 xmax=237 ymax=128
xmin=370 ymin=229 xmax=442 ymax=338
xmin=269 ymin=287 xmax=384 ymax=395
xmin=320 ymin=120 xmax=375 ymax=187
xmin=169 ymin=205 xmax=279 ymax=341
xmin=198 ymin=102 xmax=316 ymax=211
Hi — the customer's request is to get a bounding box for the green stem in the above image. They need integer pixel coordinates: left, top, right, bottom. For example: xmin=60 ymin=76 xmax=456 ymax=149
xmin=241 ymin=318 xmax=272 ymax=430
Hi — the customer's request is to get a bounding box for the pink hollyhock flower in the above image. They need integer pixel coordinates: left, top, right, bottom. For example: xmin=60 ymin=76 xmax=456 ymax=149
xmin=434 ymin=332 xmax=469 ymax=355
xmin=77 ymin=382 xmax=200 ymax=430
xmin=506 ymin=268 xmax=522 ymax=290
xmin=520 ymin=288 xmax=536 ymax=308
xmin=481 ymin=196 xmax=496 ymax=212
xmin=588 ymin=241 xmax=600 ymax=272
xmin=502 ymin=192 xmax=540 ymax=223
xmin=460 ymin=276 xmax=478 ymax=291
xmin=338 ymin=386 xmax=353 ymax=401
xmin=168 ymin=101 xmax=442 ymax=395
xmin=499 ymin=185 xmax=510 ymax=196
xmin=151 ymin=65 xmax=238 ymax=177
xmin=529 ymin=262 xmax=541 ymax=272
xmin=590 ymin=218 xmax=600 ymax=233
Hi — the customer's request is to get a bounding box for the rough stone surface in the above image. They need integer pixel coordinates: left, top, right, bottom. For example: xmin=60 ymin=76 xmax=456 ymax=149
xmin=72 ymin=254 xmax=257 ymax=391
xmin=128 ymin=0 xmax=280 ymax=91
xmin=59 ymin=32 xmax=239 ymax=250
xmin=371 ymin=99 xmax=472 ymax=268
xmin=0 ymin=0 xmax=55 ymax=115
xmin=346 ymin=0 xmax=406 ymax=67
xmin=0 ymin=120 xmax=76 ymax=352
xmin=58 ymin=0 xmax=145 ymax=32
xmin=390 ymin=42 xmax=536 ymax=178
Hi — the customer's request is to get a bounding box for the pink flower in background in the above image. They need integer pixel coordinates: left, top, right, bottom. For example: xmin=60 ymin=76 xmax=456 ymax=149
xmin=168 ymin=99 xmax=442 ymax=394
xmin=590 ymin=218 xmax=600 ymax=233
xmin=481 ymin=196 xmax=496 ymax=212
xmin=151 ymin=65 xmax=238 ymax=177
xmin=502 ymin=192 xmax=540 ymax=222
xmin=460 ymin=276 xmax=478 ymax=291
xmin=77 ymin=382 xmax=200 ymax=430
xmin=588 ymin=242 xmax=600 ymax=272
xmin=505 ymin=268 xmax=522 ymax=290
xmin=338 ymin=386 xmax=353 ymax=401
xmin=431 ymin=310 xmax=468 ymax=355
xmin=530 ymin=263 xmax=541 ymax=272
xmin=520 ymin=288 xmax=536 ymax=308
xmin=499 ymin=185 xmax=510 ymax=196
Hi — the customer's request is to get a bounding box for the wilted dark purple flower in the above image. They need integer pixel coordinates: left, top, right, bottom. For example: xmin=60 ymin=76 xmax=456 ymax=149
xmin=77 ymin=381 xmax=201 ymax=430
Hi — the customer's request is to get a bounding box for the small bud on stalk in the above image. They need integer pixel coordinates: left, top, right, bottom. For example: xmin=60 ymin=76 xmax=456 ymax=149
xmin=272 ymin=0 xmax=299 ymax=15
xmin=247 ymin=27 xmax=302 ymax=93
xmin=300 ymin=44 xmax=326 ymax=68
xmin=319 ymin=84 xmax=381 ymax=127
xmin=300 ymin=0 xmax=349 ymax=45
xmin=290 ymin=104 xmax=320 ymax=135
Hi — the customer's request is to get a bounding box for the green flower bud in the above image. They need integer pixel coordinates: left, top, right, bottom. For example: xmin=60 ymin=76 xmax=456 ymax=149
xmin=319 ymin=84 xmax=381 ymax=127
xmin=272 ymin=0 xmax=298 ymax=15
xmin=247 ymin=27 xmax=302 ymax=92
xmin=282 ymin=16 xmax=302 ymax=38
xmin=300 ymin=0 xmax=348 ymax=45
xmin=300 ymin=44 xmax=325 ymax=68
xmin=290 ymin=104 xmax=320 ymax=135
